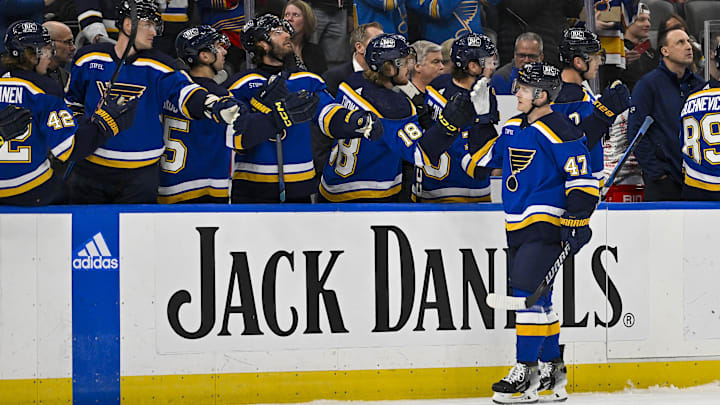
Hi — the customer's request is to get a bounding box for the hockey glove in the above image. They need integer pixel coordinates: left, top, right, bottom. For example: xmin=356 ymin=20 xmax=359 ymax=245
xmin=0 ymin=105 xmax=32 ymax=147
xmin=560 ymin=214 xmax=592 ymax=256
xmin=415 ymin=103 xmax=434 ymax=130
xmin=593 ymin=80 xmax=630 ymax=126
xmin=250 ymin=73 xmax=291 ymax=113
xmin=205 ymin=94 xmax=242 ymax=125
xmin=439 ymin=92 xmax=475 ymax=135
xmin=470 ymin=77 xmax=499 ymax=125
xmin=347 ymin=110 xmax=383 ymax=141
xmin=268 ymin=90 xmax=320 ymax=130
xmin=76 ymin=22 xmax=116 ymax=47
xmin=92 ymin=94 xmax=139 ymax=136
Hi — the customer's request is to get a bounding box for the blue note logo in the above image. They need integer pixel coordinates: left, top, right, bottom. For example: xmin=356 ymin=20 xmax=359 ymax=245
xmin=72 ymin=232 xmax=119 ymax=270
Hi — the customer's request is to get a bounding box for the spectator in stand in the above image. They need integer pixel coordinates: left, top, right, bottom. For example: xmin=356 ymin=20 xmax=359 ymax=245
xmin=0 ymin=0 xmax=56 ymax=54
xmin=42 ymin=21 xmax=75 ymax=90
xmin=407 ymin=0 xmax=501 ymax=44
xmin=284 ymin=0 xmax=328 ymax=75
xmin=354 ymin=0 xmax=408 ymax=37
xmin=306 ymin=0 xmax=352 ymax=70
xmin=491 ymin=32 xmax=543 ymax=95
xmin=440 ymin=37 xmax=454 ymax=72
xmin=618 ymin=2 xmax=659 ymax=91
xmin=658 ymin=13 xmax=703 ymax=74
xmin=495 ymin=0 xmax=582 ymax=67
xmin=628 ymin=28 xmax=703 ymax=201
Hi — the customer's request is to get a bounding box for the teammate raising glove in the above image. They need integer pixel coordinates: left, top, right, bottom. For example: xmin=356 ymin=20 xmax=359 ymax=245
xmin=470 ymin=77 xmax=500 ymax=125
xmin=593 ymin=80 xmax=630 ymax=126
xmin=0 ymin=105 xmax=32 ymax=147
xmin=438 ymin=92 xmax=475 ymax=134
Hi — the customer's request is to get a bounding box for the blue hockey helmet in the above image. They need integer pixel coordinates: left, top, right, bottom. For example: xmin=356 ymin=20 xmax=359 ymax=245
xmin=451 ymin=32 xmax=496 ymax=70
xmin=4 ymin=20 xmax=52 ymax=58
xmin=176 ymin=25 xmax=230 ymax=65
xmin=240 ymin=14 xmax=294 ymax=54
xmin=116 ymin=0 xmax=164 ymax=35
xmin=513 ymin=62 xmax=562 ymax=101
xmin=364 ymin=33 xmax=415 ymax=72
xmin=559 ymin=27 xmax=602 ymax=65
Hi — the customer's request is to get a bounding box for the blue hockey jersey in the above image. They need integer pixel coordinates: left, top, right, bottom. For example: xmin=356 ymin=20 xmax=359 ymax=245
xmin=354 ymin=0 xmax=408 ymax=36
xmin=463 ymin=111 xmax=599 ymax=246
xmin=158 ymin=77 xmax=232 ymax=204
xmin=407 ymin=0 xmax=493 ymax=42
xmin=66 ymin=43 xmax=208 ymax=170
xmin=420 ymin=74 xmax=490 ymax=202
xmin=320 ymin=71 xmax=434 ymax=202
xmin=551 ymin=82 xmax=605 ymax=186
xmin=0 ymin=77 xmax=75 ymax=198
xmin=680 ymin=82 xmax=720 ymax=192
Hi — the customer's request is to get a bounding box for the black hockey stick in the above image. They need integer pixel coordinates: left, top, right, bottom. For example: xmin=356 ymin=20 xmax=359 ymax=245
xmin=486 ymin=116 xmax=655 ymax=310
xmin=276 ymin=131 xmax=286 ymax=202
xmin=601 ymin=115 xmax=654 ymax=199
xmin=98 ymin=0 xmax=138 ymax=108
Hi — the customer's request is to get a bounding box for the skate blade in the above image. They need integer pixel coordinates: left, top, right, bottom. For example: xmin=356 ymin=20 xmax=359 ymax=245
xmin=492 ymin=390 xmax=539 ymax=404
xmin=538 ymin=387 xmax=568 ymax=402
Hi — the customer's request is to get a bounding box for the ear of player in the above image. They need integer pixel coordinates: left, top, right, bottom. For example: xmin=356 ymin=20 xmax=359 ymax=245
xmin=438 ymin=92 xmax=476 ymax=135
xmin=92 ymin=94 xmax=140 ymax=136
xmin=0 ymin=105 xmax=32 ymax=147
xmin=593 ymin=80 xmax=630 ymax=125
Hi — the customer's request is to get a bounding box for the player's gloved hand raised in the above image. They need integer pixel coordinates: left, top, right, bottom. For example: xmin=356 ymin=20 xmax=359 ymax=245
xmin=593 ymin=80 xmax=630 ymax=125
xmin=348 ymin=110 xmax=383 ymax=141
xmin=251 ymin=73 xmax=291 ymax=112
xmin=0 ymin=105 xmax=32 ymax=147
xmin=560 ymin=213 xmax=592 ymax=255
xmin=439 ymin=92 xmax=475 ymax=135
xmin=92 ymin=94 xmax=140 ymax=136
xmin=415 ymin=103 xmax=434 ymax=130
xmin=205 ymin=94 xmax=243 ymax=125
xmin=76 ymin=22 xmax=116 ymax=47
xmin=470 ymin=77 xmax=499 ymax=125
xmin=268 ymin=90 xmax=320 ymax=130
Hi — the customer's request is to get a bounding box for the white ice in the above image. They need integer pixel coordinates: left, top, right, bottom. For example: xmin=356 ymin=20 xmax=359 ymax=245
xmin=267 ymin=382 xmax=720 ymax=404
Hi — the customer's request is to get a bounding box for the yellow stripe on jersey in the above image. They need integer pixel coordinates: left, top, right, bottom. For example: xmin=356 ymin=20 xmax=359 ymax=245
xmin=533 ymin=121 xmax=563 ymax=143
xmin=516 ymin=321 xmax=560 ymax=337
xmin=85 ymin=155 xmax=160 ymax=169
xmin=566 ymin=186 xmax=600 ymax=197
xmin=55 ymin=137 xmax=75 ymax=162
xmin=161 ymin=14 xmax=189 ymax=22
xmin=685 ymin=176 xmax=720 ymax=191
xmin=426 ymin=86 xmax=447 ymax=105
xmin=430 ymin=0 xmax=440 ymax=18
xmin=0 ymin=77 xmax=45 ymax=94
xmin=289 ymin=71 xmax=324 ymax=82
xmin=338 ymin=83 xmax=384 ymax=118
xmin=505 ymin=213 xmax=561 ymax=232
xmin=319 ymin=183 xmax=401 ymax=202
xmin=233 ymin=168 xmax=316 ymax=183
xmin=0 ymin=167 xmax=53 ymax=198
xmin=466 ymin=135 xmax=499 ymax=178
xmin=134 ymin=58 xmax=174 ymax=73
xmin=323 ymin=105 xmax=344 ymax=137
xmin=599 ymin=37 xmax=624 ymax=55
xmin=158 ymin=187 xmax=229 ymax=204
xmin=228 ymin=73 xmax=266 ymax=90
xmin=181 ymin=86 xmax=203 ymax=119
xmin=418 ymin=195 xmax=492 ymax=203
xmin=74 ymin=52 xmax=112 ymax=66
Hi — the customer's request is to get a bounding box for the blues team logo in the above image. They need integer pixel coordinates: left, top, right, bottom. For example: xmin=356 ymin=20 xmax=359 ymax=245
xmin=72 ymin=232 xmax=119 ymax=270
xmin=95 ymin=82 xmax=146 ymax=100
xmin=506 ymin=148 xmax=536 ymax=192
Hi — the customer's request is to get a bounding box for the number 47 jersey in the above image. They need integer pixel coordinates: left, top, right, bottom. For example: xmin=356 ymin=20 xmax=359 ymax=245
xmin=681 ymin=82 xmax=720 ymax=195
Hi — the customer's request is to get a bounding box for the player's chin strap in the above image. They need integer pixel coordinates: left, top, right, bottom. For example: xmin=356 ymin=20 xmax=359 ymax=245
xmin=526 ymin=89 xmax=551 ymax=117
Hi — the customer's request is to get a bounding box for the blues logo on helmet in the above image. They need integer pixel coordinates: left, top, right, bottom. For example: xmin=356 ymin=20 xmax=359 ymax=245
xmin=451 ymin=32 xmax=496 ymax=70
xmin=116 ymin=0 xmax=164 ymax=35
xmin=240 ymin=14 xmax=294 ymax=55
xmin=4 ymin=20 xmax=52 ymax=58
xmin=176 ymin=25 xmax=230 ymax=65
xmin=513 ymin=62 xmax=562 ymax=101
xmin=364 ymin=33 xmax=415 ymax=72
xmin=559 ymin=27 xmax=601 ymax=64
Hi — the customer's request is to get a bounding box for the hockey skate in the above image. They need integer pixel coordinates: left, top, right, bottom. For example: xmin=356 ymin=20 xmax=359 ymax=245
xmin=491 ymin=362 xmax=540 ymax=404
xmin=538 ymin=360 xmax=568 ymax=402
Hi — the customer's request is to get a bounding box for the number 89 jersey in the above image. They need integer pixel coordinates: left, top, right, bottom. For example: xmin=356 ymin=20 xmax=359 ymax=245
xmin=680 ymin=84 xmax=720 ymax=194
xmin=320 ymin=72 xmax=424 ymax=202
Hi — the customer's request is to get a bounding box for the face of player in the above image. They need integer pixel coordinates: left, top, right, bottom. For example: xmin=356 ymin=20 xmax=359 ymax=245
xmin=627 ymin=13 xmax=651 ymax=41
xmin=415 ymin=50 xmax=444 ymax=84
xmin=583 ymin=52 xmax=603 ymax=80
xmin=203 ymin=41 xmax=227 ymax=71
xmin=267 ymin=26 xmax=293 ymax=59
xmin=134 ymin=19 xmax=158 ymax=50
xmin=515 ymin=83 xmax=538 ymax=113
xmin=284 ymin=5 xmax=305 ymax=38
xmin=662 ymin=29 xmax=693 ymax=67
xmin=392 ymin=55 xmax=413 ymax=85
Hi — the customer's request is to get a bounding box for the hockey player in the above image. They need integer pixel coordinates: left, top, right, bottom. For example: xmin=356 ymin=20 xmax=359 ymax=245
xmin=320 ymin=33 xmax=477 ymax=202
xmin=463 ymin=63 xmax=599 ymax=403
xmin=228 ymin=14 xmax=383 ymax=203
xmin=681 ymin=42 xmax=720 ymax=200
xmin=65 ymin=0 xmax=254 ymax=204
xmin=0 ymin=20 xmax=138 ymax=205
xmin=159 ymin=26 xmax=288 ymax=204
xmin=417 ymin=32 xmax=497 ymax=203
xmin=551 ymin=27 xmax=631 ymax=188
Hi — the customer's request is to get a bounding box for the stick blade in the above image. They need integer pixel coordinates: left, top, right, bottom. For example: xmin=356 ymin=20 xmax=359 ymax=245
xmin=486 ymin=293 xmax=529 ymax=310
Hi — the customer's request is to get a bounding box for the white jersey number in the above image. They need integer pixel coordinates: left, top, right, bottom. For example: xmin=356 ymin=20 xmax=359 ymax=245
xmin=682 ymin=114 xmax=720 ymax=164
xmin=0 ymin=125 xmax=31 ymax=162
xmin=161 ymin=116 xmax=189 ymax=173
xmin=331 ymin=138 xmax=361 ymax=178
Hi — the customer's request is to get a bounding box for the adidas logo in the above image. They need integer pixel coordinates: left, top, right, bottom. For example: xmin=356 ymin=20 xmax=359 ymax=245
xmin=72 ymin=232 xmax=119 ymax=270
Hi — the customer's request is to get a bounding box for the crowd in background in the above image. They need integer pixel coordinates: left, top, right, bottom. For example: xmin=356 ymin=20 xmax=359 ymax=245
xmin=1 ymin=0 xmax=720 ymax=205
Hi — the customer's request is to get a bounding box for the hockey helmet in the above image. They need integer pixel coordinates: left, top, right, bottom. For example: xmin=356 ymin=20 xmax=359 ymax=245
xmin=558 ymin=27 xmax=602 ymax=65
xmin=116 ymin=0 xmax=164 ymax=35
xmin=364 ymin=33 xmax=415 ymax=72
xmin=4 ymin=20 xmax=53 ymax=58
xmin=176 ymin=26 xmax=230 ymax=65
xmin=513 ymin=62 xmax=562 ymax=102
xmin=240 ymin=14 xmax=294 ymax=54
xmin=451 ymin=32 xmax=496 ymax=70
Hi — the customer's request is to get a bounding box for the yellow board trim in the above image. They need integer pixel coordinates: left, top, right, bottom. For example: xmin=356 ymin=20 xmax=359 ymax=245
xmin=0 ymin=378 xmax=71 ymax=404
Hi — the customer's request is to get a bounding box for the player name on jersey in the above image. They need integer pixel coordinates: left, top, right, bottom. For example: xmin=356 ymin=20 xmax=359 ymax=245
xmin=0 ymin=86 xmax=23 ymax=104
xmin=680 ymin=93 xmax=720 ymax=116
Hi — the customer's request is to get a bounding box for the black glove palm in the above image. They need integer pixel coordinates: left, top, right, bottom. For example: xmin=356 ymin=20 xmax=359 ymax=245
xmin=439 ymin=92 xmax=474 ymax=134
xmin=593 ymin=80 xmax=630 ymax=126
xmin=92 ymin=94 xmax=139 ymax=136
xmin=0 ymin=105 xmax=32 ymax=146
xmin=561 ymin=214 xmax=592 ymax=255
xmin=269 ymin=90 xmax=320 ymax=130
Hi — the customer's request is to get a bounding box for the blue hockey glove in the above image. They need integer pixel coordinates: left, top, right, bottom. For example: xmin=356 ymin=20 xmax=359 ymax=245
xmin=347 ymin=110 xmax=383 ymax=141
xmin=92 ymin=94 xmax=139 ymax=136
xmin=439 ymin=92 xmax=475 ymax=134
xmin=268 ymin=90 xmax=320 ymax=130
xmin=593 ymin=80 xmax=630 ymax=126
xmin=560 ymin=214 xmax=592 ymax=255
xmin=0 ymin=105 xmax=32 ymax=146
xmin=250 ymin=73 xmax=291 ymax=112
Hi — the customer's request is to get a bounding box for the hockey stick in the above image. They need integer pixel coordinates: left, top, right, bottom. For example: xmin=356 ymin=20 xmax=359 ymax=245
xmin=486 ymin=116 xmax=655 ymax=310
xmin=98 ymin=0 xmax=138 ymax=108
xmin=601 ymin=115 xmax=654 ymax=198
xmin=276 ymin=131 xmax=286 ymax=202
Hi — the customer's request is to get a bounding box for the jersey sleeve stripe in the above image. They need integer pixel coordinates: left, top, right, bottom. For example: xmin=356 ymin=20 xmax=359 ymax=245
xmin=228 ymin=74 xmax=266 ymax=90
xmin=134 ymin=59 xmax=174 ymax=73
xmin=74 ymin=52 xmax=113 ymax=66
xmin=566 ymin=186 xmax=600 ymax=197
xmin=465 ymin=135 xmax=499 ymax=178
xmin=426 ymin=86 xmax=447 ymax=106
xmin=320 ymin=104 xmax=344 ymax=137
xmin=179 ymin=85 xmax=203 ymax=118
xmin=532 ymin=121 xmax=563 ymax=143
xmin=226 ymin=125 xmax=243 ymax=150
xmin=51 ymin=136 xmax=75 ymax=162
xmin=338 ymin=83 xmax=384 ymax=118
